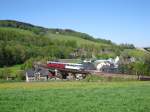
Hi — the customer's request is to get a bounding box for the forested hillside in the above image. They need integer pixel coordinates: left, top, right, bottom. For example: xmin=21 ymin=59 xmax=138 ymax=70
xmin=0 ymin=20 xmax=135 ymax=67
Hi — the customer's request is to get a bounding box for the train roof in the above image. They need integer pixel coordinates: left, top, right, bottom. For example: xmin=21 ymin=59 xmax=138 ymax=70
xmin=47 ymin=61 xmax=83 ymax=66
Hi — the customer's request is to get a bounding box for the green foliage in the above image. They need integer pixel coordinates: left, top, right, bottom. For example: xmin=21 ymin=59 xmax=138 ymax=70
xmin=132 ymin=61 xmax=148 ymax=75
xmin=21 ymin=58 xmax=34 ymax=70
xmin=0 ymin=27 xmax=74 ymax=66
xmin=119 ymin=43 xmax=135 ymax=49
xmin=119 ymin=51 xmax=150 ymax=76
xmin=120 ymin=49 xmax=146 ymax=60
xmin=0 ymin=67 xmax=11 ymax=79
xmin=84 ymin=75 xmax=105 ymax=82
xmin=15 ymin=70 xmax=25 ymax=80
xmin=96 ymin=53 xmax=116 ymax=59
xmin=0 ymin=64 xmax=25 ymax=80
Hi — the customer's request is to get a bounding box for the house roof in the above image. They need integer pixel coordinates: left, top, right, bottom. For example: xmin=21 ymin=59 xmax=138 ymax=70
xmin=26 ymin=69 xmax=35 ymax=77
xmin=26 ymin=68 xmax=49 ymax=77
xmin=83 ymin=62 xmax=96 ymax=70
xmin=39 ymin=69 xmax=49 ymax=76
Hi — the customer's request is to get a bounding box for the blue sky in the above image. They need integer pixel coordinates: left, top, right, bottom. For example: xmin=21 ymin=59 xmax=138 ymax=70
xmin=0 ymin=0 xmax=149 ymax=47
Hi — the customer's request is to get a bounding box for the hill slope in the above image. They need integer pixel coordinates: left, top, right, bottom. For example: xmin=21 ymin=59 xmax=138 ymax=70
xmin=0 ymin=20 xmax=134 ymax=67
xmin=0 ymin=20 xmax=113 ymax=44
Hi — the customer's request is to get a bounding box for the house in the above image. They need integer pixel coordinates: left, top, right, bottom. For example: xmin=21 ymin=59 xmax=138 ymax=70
xmin=25 ymin=69 xmax=35 ymax=82
xmin=25 ymin=68 xmax=50 ymax=82
xmin=95 ymin=56 xmax=119 ymax=72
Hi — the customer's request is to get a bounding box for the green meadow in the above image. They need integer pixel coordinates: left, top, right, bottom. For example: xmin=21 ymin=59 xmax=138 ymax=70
xmin=0 ymin=81 xmax=150 ymax=112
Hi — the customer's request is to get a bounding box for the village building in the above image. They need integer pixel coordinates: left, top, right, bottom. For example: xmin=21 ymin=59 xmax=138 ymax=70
xmin=95 ymin=56 xmax=120 ymax=72
xmin=25 ymin=68 xmax=50 ymax=82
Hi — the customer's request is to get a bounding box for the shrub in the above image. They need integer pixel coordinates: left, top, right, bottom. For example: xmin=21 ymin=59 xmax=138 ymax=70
xmin=84 ymin=74 xmax=137 ymax=82
xmin=15 ymin=70 xmax=25 ymax=80
xmin=84 ymin=75 xmax=105 ymax=82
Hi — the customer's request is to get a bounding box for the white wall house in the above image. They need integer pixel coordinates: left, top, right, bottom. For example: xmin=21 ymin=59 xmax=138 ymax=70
xmin=95 ymin=56 xmax=119 ymax=72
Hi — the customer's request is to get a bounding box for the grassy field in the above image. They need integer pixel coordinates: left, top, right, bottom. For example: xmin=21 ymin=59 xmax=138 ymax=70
xmin=0 ymin=81 xmax=150 ymax=112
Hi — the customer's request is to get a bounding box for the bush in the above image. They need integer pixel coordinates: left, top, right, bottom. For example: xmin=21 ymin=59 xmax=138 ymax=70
xmin=84 ymin=75 xmax=105 ymax=82
xmin=15 ymin=70 xmax=25 ymax=80
xmin=0 ymin=68 xmax=11 ymax=79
